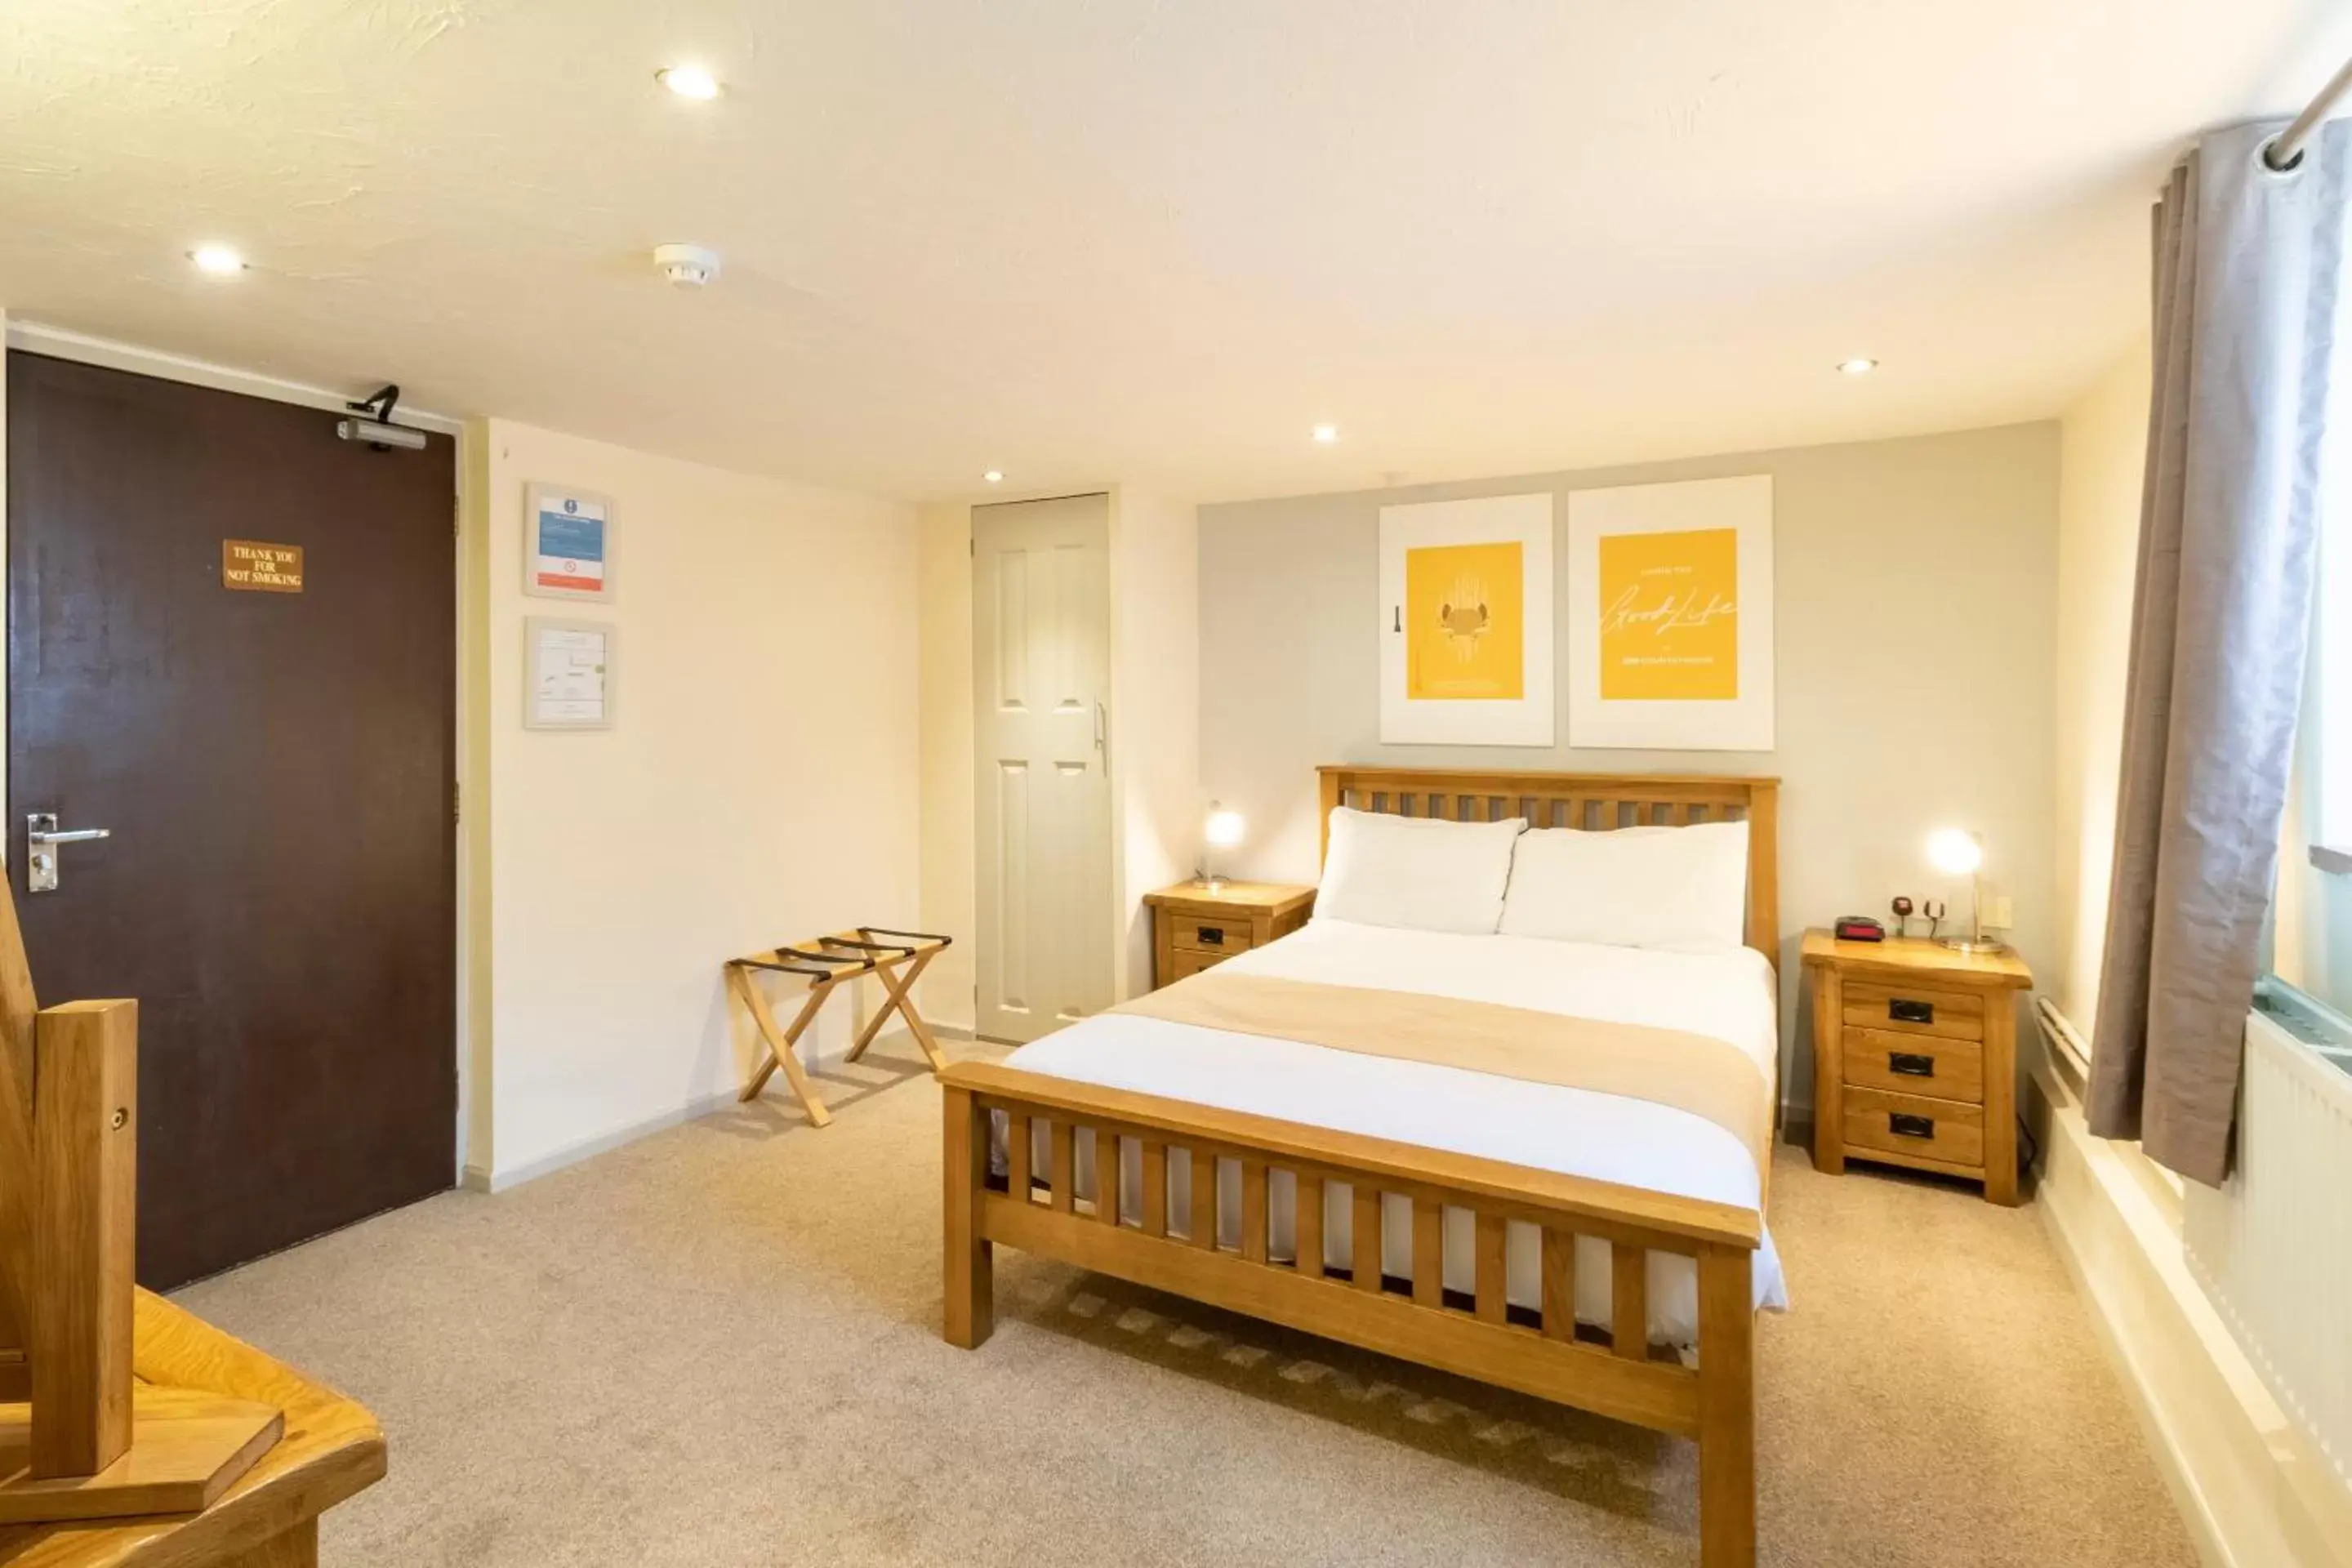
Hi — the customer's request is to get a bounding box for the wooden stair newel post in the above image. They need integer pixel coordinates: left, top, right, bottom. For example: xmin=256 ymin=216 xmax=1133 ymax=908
xmin=0 ymin=915 xmax=287 ymax=1522
xmin=28 ymin=999 xmax=136 ymax=1480
xmin=0 ymin=872 xmax=42 ymax=1402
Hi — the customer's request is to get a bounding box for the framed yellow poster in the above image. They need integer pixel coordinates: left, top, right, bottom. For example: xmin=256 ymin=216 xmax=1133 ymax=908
xmin=1379 ymin=493 xmax=1552 ymax=745
xmin=1566 ymin=475 xmax=1772 ymax=750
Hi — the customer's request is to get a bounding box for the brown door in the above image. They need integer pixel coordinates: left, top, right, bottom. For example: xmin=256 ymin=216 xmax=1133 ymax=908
xmin=6 ymin=351 xmax=457 ymax=1289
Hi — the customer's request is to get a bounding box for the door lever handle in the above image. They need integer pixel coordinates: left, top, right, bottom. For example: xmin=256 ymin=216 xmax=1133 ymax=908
xmin=29 ymin=824 xmax=109 ymax=845
xmin=25 ymin=812 xmax=110 ymax=895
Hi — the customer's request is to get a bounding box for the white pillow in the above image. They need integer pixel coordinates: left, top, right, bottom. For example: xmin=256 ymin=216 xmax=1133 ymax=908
xmin=1499 ymin=819 xmax=1749 ymax=950
xmin=1316 ymin=807 xmax=1527 ymax=934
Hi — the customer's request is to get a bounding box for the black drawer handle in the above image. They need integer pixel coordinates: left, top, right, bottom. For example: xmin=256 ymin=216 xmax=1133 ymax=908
xmin=1889 ymin=1112 xmax=1936 ymax=1139
xmin=1196 ymin=926 xmax=1225 ymax=946
xmin=1889 ymin=1051 xmax=1936 ymax=1078
xmin=1887 ymin=998 xmax=1935 ymax=1025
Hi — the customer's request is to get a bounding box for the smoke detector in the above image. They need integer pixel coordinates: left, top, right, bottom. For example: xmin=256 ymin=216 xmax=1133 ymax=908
xmin=653 ymin=243 xmax=722 ymax=288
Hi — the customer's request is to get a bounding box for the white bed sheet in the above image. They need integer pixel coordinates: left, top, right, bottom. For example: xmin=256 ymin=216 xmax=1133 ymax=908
xmin=1000 ymin=919 xmax=1788 ymax=1349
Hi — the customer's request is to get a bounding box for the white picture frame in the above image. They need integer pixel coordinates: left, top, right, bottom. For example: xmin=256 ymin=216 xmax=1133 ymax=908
xmin=1566 ymin=474 xmax=1774 ymax=751
xmin=523 ymin=483 xmax=614 ymax=602
xmin=523 ymin=617 xmax=617 ymax=731
xmin=1378 ymin=492 xmax=1555 ymax=746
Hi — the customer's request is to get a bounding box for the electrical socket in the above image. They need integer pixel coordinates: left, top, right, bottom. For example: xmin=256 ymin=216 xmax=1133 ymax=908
xmin=1985 ymin=893 xmax=2015 ymax=929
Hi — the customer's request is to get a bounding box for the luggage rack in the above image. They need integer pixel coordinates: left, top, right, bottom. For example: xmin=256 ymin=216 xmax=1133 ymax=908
xmin=723 ymin=927 xmax=953 ymax=1127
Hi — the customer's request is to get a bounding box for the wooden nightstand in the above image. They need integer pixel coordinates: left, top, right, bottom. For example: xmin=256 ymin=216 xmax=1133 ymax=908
xmin=1802 ymin=929 xmax=2034 ymax=1205
xmin=1144 ymin=880 xmax=1315 ymax=990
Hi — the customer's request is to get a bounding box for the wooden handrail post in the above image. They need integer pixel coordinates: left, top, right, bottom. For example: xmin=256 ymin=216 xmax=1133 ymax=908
xmin=0 ymin=933 xmax=297 ymax=1527
xmin=2 ymin=996 xmax=292 ymax=1525
xmin=29 ymin=998 xmax=138 ymax=1480
xmin=0 ymin=875 xmax=45 ymax=1397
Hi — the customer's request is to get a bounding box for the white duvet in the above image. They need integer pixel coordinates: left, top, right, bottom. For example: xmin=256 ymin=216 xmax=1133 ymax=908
xmin=1001 ymin=918 xmax=1788 ymax=1349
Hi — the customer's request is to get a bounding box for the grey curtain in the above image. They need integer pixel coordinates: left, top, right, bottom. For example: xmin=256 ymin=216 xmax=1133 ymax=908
xmin=2087 ymin=121 xmax=2336 ymax=1183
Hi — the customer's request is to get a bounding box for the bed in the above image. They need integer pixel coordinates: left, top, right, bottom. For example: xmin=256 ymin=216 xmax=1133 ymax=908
xmin=940 ymin=766 xmax=1780 ymax=1568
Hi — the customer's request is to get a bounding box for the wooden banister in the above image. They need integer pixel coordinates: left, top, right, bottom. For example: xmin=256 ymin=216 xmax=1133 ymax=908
xmin=0 ymin=1293 xmax=385 ymax=1565
xmin=0 ymin=879 xmax=42 ymax=1395
xmin=0 ymin=875 xmax=385 ymax=1556
xmin=28 ymin=1000 xmax=136 ymax=1480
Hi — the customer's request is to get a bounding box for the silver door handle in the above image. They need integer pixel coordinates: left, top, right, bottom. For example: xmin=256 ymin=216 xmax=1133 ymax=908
xmin=26 ymin=813 xmax=110 ymax=895
xmin=29 ymin=824 xmax=109 ymax=845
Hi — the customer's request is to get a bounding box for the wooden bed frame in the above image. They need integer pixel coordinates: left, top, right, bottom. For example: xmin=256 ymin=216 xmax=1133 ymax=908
xmin=940 ymin=766 xmax=1780 ymax=1568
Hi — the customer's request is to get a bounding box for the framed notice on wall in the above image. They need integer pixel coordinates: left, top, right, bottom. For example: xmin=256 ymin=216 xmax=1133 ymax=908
xmin=523 ymin=483 xmax=613 ymax=601
xmin=1566 ymin=474 xmax=1773 ymax=751
xmin=524 ymin=617 xmax=616 ymax=730
xmin=1378 ymin=492 xmax=1554 ymax=746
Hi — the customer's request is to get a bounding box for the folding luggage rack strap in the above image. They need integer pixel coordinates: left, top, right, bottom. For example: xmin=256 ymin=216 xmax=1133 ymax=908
xmin=856 ymin=926 xmax=955 ymax=947
xmin=735 ymin=947 xmax=876 ymax=979
xmin=721 ymin=925 xmax=954 ymax=1128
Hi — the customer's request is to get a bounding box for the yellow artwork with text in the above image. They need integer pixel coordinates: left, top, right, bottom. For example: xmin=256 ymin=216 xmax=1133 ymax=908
xmin=1405 ymin=541 xmax=1524 ymax=701
xmin=1597 ymin=528 xmax=1738 ymax=700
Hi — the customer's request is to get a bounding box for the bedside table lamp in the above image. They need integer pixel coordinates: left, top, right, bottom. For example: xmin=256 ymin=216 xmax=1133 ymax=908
xmin=1925 ymin=826 xmax=2005 ymax=954
xmin=1201 ymin=803 xmax=1245 ymax=893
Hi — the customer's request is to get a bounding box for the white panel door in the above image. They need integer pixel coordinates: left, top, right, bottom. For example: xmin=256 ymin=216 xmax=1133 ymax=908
xmin=973 ymin=494 xmax=1112 ymax=1042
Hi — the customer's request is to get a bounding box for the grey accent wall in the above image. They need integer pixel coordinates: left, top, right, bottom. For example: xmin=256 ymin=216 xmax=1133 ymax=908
xmin=1199 ymin=422 xmax=2060 ymax=1116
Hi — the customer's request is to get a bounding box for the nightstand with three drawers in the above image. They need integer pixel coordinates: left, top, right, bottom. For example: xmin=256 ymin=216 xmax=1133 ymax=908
xmin=1144 ymin=881 xmax=1316 ymax=990
xmin=1802 ymin=929 xmax=2034 ymax=1205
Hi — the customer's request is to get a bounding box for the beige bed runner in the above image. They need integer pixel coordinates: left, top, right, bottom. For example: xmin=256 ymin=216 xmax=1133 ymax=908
xmin=1113 ymin=969 xmax=1771 ymax=1178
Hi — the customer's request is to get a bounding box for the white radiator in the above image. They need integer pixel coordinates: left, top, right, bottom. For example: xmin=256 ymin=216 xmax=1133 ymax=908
xmin=2185 ymin=1007 xmax=2352 ymax=1494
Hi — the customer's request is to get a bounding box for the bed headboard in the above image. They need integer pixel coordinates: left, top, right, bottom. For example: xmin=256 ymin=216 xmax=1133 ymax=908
xmin=1315 ymin=765 xmax=1782 ymax=969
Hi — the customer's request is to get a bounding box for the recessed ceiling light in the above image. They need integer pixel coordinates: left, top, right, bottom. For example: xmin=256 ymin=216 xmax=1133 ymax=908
xmin=983 ymin=470 xmax=1004 ymax=483
xmin=1312 ymin=424 xmax=1339 ymax=443
xmin=1836 ymin=357 xmax=1878 ymax=376
xmin=189 ymin=244 xmax=245 ymax=276
xmin=657 ymin=65 xmax=723 ymax=100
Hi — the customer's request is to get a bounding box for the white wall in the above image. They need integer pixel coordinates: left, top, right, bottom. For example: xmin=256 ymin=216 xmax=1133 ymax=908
xmin=916 ymin=502 xmax=978 ymax=1032
xmin=471 ymin=421 xmax=919 ymax=1185
xmin=1197 ymin=424 xmax=2061 ymax=1113
xmin=2053 ymin=338 xmax=2154 ymax=1034
xmin=1109 ymin=486 xmax=1202 ymax=996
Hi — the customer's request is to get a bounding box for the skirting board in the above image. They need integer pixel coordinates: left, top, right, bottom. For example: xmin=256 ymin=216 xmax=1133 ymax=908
xmin=462 ymin=1085 xmax=742 ymax=1194
xmin=2029 ymin=1058 xmax=2352 ymax=1568
xmin=465 ymin=1026 xmax=953 ymax=1195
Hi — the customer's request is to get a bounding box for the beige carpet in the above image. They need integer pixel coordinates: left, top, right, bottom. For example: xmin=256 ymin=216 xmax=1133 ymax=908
xmin=177 ymin=1044 xmax=2197 ymax=1566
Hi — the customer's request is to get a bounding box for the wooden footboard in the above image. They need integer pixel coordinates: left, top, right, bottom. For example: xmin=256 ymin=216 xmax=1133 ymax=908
xmin=942 ymin=1061 xmax=1762 ymax=1568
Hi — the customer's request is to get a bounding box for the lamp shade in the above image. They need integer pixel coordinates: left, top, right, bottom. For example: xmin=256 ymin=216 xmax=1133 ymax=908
xmin=1205 ymin=805 xmax=1245 ymax=849
xmin=1925 ymin=827 xmax=1984 ymax=876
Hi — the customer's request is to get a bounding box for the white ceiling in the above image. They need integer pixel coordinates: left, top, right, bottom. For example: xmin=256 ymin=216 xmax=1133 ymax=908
xmin=2 ymin=2 xmax=2347 ymax=504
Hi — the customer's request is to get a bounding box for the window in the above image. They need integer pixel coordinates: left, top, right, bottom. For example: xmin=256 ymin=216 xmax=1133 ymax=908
xmin=2263 ymin=450 xmax=2352 ymax=1076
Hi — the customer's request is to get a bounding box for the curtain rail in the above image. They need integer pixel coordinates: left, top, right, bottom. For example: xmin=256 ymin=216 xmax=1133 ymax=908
xmin=2265 ymin=53 xmax=2352 ymax=171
